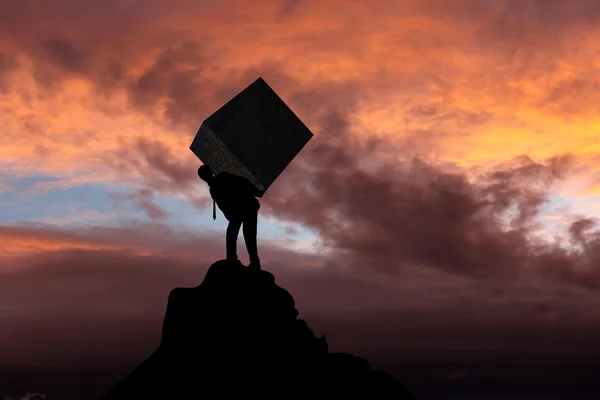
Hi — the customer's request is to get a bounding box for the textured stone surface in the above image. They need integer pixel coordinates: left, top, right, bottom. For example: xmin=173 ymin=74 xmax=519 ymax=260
xmin=190 ymin=77 xmax=313 ymax=192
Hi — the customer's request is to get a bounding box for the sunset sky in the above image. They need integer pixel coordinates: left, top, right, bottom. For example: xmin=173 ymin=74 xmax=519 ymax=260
xmin=2 ymin=0 xmax=600 ymax=398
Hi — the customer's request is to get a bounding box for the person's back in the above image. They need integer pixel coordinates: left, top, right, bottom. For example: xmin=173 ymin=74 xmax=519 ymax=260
xmin=210 ymin=172 xmax=259 ymax=221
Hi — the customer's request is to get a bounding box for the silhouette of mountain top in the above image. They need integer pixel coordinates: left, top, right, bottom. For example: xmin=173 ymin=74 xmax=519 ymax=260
xmin=102 ymin=259 xmax=418 ymax=399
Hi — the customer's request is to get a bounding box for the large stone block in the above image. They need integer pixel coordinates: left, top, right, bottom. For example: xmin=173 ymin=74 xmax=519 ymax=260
xmin=190 ymin=77 xmax=314 ymax=192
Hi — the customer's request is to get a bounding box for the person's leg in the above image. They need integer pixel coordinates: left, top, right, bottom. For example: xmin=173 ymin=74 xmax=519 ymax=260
xmin=226 ymin=219 xmax=242 ymax=262
xmin=242 ymin=207 xmax=260 ymax=266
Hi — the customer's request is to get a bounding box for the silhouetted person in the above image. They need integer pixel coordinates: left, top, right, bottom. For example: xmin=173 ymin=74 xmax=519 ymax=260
xmin=198 ymin=165 xmax=264 ymax=270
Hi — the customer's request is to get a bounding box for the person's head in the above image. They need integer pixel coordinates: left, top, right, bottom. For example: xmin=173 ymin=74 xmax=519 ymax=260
xmin=198 ymin=165 xmax=214 ymax=184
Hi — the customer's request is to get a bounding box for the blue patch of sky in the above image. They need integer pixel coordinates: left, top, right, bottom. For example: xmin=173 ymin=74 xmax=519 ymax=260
xmin=0 ymin=176 xmax=133 ymax=225
xmin=0 ymin=175 xmax=321 ymax=251
xmin=151 ymin=193 xmax=320 ymax=249
xmin=536 ymin=193 xmax=600 ymax=249
xmin=540 ymin=193 xmax=600 ymax=220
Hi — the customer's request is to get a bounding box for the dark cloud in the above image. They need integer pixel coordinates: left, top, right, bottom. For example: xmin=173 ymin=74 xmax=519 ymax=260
xmin=104 ymin=136 xmax=204 ymax=212
xmin=40 ymin=37 xmax=88 ymax=73
xmin=126 ymin=188 xmax=169 ymax=220
xmin=118 ymin=43 xmax=305 ymax=133
xmin=490 ymin=0 xmax=600 ymax=31
xmin=128 ymin=42 xmax=205 ymax=115
xmin=276 ymin=0 xmax=302 ymax=19
xmin=0 ymin=51 xmax=17 ymax=92
xmin=138 ymin=198 xmax=167 ymax=220
xmin=2 ymin=231 xmax=600 ymax=398
xmin=259 ymin=109 xmax=587 ymax=281
xmin=414 ymin=0 xmax=600 ymax=34
xmin=134 ymin=138 xmax=195 ymax=189
xmin=128 ymin=52 xmax=307 ymax=131
xmin=0 ymin=51 xmax=17 ymax=73
xmin=538 ymin=78 xmax=600 ymax=116
xmin=569 ymin=217 xmax=597 ymax=245
xmin=28 ymin=36 xmax=91 ymax=87
xmin=95 ymin=61 xmax=125 ymax=88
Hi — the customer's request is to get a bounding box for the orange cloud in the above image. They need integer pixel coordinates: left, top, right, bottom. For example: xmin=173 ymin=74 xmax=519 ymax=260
xmin=2 ymin=0 xmax=600 ymax=257
xmin=2 ymin=0 xmax=600 ymax=179
xmin=0 ymin=222 xmax=216 ymax=263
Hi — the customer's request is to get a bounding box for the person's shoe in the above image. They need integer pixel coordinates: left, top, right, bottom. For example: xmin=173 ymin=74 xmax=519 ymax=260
xmin=247 ymin=261 xmax=261 ymax=272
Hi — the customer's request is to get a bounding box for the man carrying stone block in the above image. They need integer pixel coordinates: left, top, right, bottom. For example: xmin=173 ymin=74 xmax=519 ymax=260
xmin=198 ymin=164 xmax=264 ymax=271
xmin=190 ymin=77 xmax=314 ymax=270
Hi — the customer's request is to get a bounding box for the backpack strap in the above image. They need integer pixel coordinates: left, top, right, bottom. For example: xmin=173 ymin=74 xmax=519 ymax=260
xmin=213 ymin=199 xmax=216 ymax=220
